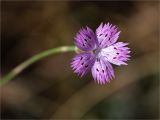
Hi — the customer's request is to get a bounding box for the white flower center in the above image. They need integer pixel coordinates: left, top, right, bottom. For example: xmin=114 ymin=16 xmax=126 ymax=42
xmin=94 ymin=45 xmax=117 ymax=60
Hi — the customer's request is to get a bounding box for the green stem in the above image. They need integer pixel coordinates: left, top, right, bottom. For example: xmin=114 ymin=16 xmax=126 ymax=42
xmin=0 ymin=46 xmax=76 ymax=86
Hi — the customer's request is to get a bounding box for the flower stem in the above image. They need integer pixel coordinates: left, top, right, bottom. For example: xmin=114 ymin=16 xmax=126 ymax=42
xmin=0 ymin=46 xmax=76 ymax=86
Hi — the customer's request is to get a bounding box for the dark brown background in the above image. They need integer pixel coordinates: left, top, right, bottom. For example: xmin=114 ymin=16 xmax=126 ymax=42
xmin=1 ymin=1 xmax=159 ymax=119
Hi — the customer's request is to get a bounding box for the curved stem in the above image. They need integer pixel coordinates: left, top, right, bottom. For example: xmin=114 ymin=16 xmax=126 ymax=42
xmin=0 ymin=46 xmax=76 ymax=86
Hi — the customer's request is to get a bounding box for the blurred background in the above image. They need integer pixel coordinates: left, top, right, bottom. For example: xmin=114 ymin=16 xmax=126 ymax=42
xmin=1 ymin=1 xmax=159 ymax=119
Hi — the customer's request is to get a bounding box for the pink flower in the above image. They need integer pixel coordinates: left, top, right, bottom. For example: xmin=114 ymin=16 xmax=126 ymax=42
xmin=71 ymin=23 xmax=131 ymax=84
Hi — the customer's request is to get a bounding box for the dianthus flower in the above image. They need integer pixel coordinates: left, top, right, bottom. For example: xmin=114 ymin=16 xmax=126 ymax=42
xmin=71 ymin=23 xmax=130 ymax=84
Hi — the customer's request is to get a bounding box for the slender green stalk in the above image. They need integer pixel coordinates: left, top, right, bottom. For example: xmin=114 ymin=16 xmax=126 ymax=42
xmin=0 ymin=46 xmax=76 ymax=86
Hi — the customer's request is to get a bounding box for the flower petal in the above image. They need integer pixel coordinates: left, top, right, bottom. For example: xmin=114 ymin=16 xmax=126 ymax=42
xmin=74 ymin=27 xmax=97 ymax=51
xmin=71 ymin=53 xmax=95 ymax=77
xmin=99 ymin=42 xmax=131 ymax=66
xmin=91 ymin=57 xmax=114 ymax=84
xmin=96 ymin=22 xmax=120 ymax=48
